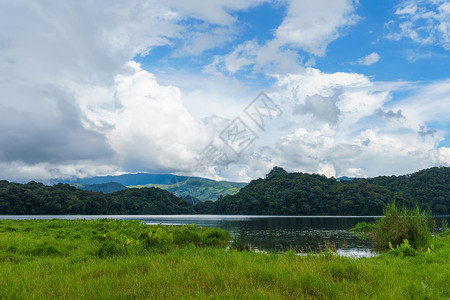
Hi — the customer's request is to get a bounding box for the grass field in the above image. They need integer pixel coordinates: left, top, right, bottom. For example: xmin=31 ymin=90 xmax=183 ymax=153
xmin=0 ymin=219 xmax=448 ymax=299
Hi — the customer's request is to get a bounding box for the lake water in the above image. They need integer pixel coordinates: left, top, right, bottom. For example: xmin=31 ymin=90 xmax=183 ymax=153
xmin=2 ymin=215 xmax=448 ymax=258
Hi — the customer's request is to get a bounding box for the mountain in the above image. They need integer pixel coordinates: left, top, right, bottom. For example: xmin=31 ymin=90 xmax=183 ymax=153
xmin=56 ymin=173 xmax=211 ymax=186
xmin=195 ymin=166 xmax=450 ymax=215
xmin=79 ymin=182 xmax=128 ymax=193
xmin=55 ymin=173 xmax=247 ymax=202
xmin=128 ymin=178 xmax=247 ymax=202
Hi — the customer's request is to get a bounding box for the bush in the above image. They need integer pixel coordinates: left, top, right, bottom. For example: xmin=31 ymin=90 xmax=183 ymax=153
xmin=352 ymin=202 xmax=435 ymax=250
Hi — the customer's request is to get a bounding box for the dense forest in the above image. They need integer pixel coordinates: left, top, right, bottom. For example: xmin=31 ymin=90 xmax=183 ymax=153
xmin=0 ymin=166 xmax=448 ymax=215
xmin=364 ymin=167 xmax=449 ymax=215
xmin=195 ymin=167 xmax=449 ymax=215
xmin=0 ymin=181 xmax=194 ymax=215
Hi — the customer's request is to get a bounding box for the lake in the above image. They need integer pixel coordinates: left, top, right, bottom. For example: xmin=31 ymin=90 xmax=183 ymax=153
xmin=0 ymin=215 xmax=378 ymax=256
xmin=2 ymin=215 xmax=448 ymax=258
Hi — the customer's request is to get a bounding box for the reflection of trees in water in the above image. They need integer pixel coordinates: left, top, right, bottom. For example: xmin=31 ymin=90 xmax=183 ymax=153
xmin=213 ymin=217 xmax=378 ymax=252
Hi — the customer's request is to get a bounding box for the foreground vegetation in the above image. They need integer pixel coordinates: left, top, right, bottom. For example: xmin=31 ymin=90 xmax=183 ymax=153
xmin=0 ymin=218 xmax=449 ymax=299
xmin=351 ymin=202 xmax=437 ymax=251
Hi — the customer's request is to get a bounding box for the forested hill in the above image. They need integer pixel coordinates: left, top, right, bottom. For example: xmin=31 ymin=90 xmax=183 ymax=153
xmin=0 ymin=181 xmax=194 ymax=215
xmin=1 ymin=166 xmax=448 ymax=215
xmin=195 ymin=167 xmax=449 ymax=215
xmin=364 ymin=167 xmax=449 ymax=215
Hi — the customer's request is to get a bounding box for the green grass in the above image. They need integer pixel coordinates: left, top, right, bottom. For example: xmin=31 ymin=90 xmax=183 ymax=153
xmin=0 ymin=219 xmax=449 ymax=299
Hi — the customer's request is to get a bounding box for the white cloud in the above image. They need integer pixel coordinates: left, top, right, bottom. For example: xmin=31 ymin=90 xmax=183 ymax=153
xmin=392 ymin=79 xmax=450 ymax=130
xmin=0 ymin=0 xmax=448 ymax=184
xmin=105 ymin=62 xmax=209 ymax=173
xmin=317 ymin=163 xmax=336 ymax=177
xmin=386 ymin=0 xmax=450 ymax=50
xmin=212 ymin=69 xmax=448 ymax=180
xmin=275 ymin=0 xmax=360 ymax=56
xmin=438 ymin=147 xmax=450 ymax=165
xmin=344 ymin=168 xmax=367 ymax=178
xmin=357 ymin=52 xmax=381 ymax=66
xmin=173 ymin=26 xmax=237 ymax=57
xmin=206 ymin=0 xmax=360 ymax=76
xmin=404 ymin=49 xmax=433 ymax=62
xmin=0 ymin=0 xmax=270 ymax=181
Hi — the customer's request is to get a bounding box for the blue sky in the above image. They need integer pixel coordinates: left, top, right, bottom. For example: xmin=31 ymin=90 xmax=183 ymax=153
xmin=0 ymin=0 xmax=449 ymax=182
xmin=137 ymin=1 xmax=450 ymax=83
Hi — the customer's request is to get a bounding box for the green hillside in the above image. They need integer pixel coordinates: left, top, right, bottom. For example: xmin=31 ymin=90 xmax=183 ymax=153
xmin=128 ymin=178 xmax=247 ymax=202
xmin=0 ymin=181 xmax=194 ymax=215
xmin=75 ymin=182 xmax=128 ymax=193
xmin=364 ymin=166 xmax=449 ymax=215
xmin=196 ymin=166 xmax=450 ymax=215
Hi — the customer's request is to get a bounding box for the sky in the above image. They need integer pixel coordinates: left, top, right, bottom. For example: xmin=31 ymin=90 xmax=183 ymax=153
xmin=0 ymin=0 xmax=449 ymax=183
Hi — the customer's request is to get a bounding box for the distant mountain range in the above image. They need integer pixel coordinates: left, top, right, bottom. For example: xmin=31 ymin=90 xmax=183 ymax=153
xmin=129 ymin=178 xmax=247 ymax=203
xmin=56 ymin=173 xmax=207 ymax=186
xmin=56 ymin=173 xmax=247 ymax=202
xmin=72 ymin=182 xmax=128 ymax=193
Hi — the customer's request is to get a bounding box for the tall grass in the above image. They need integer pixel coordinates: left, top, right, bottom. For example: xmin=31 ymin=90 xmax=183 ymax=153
xmin=0 ymin=218 xmax=449 ymax=299
xmin=352 ymin=202 xmax=435 ymax=250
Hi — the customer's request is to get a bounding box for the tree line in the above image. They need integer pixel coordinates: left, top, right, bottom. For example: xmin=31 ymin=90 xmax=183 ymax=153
xmin=0 ymin=166 xmax=448 ymax=215
xmin=195 ymin=167 xmax=449 ymax=215
xmin=0 ymin=181 xmax=194 ymax=215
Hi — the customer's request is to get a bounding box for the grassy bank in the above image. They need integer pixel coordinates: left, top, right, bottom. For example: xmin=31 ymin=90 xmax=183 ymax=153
xmin=0 ymin=219 xmax=449 ymax=299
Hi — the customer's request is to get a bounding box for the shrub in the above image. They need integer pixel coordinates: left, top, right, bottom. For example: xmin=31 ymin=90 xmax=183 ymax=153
xmin=352 ymin=202 xmax=435 ymax=250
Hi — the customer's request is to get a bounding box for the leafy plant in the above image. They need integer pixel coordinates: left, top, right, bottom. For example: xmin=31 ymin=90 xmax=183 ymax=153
xmin=388 ymin=239 xmax=416 ymax=257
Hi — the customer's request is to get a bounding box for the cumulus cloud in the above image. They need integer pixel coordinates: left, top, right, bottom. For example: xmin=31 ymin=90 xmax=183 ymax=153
xmin=216 ymin=68 xmax=448 ymax=181
xmin=357 ymin=52 xmax=381 ymax=66
xmin=0 ymin=0 xmax=448 ymax=184
xmin=105 ymin=62 xmax=209 ymax=173
xmin=344 ymin=168 xmax=367 ymax=178
xmin=0 ymin=0 xmax=268 ymax=181
xmin=438 ymin=147 xmax=450 ymax=165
